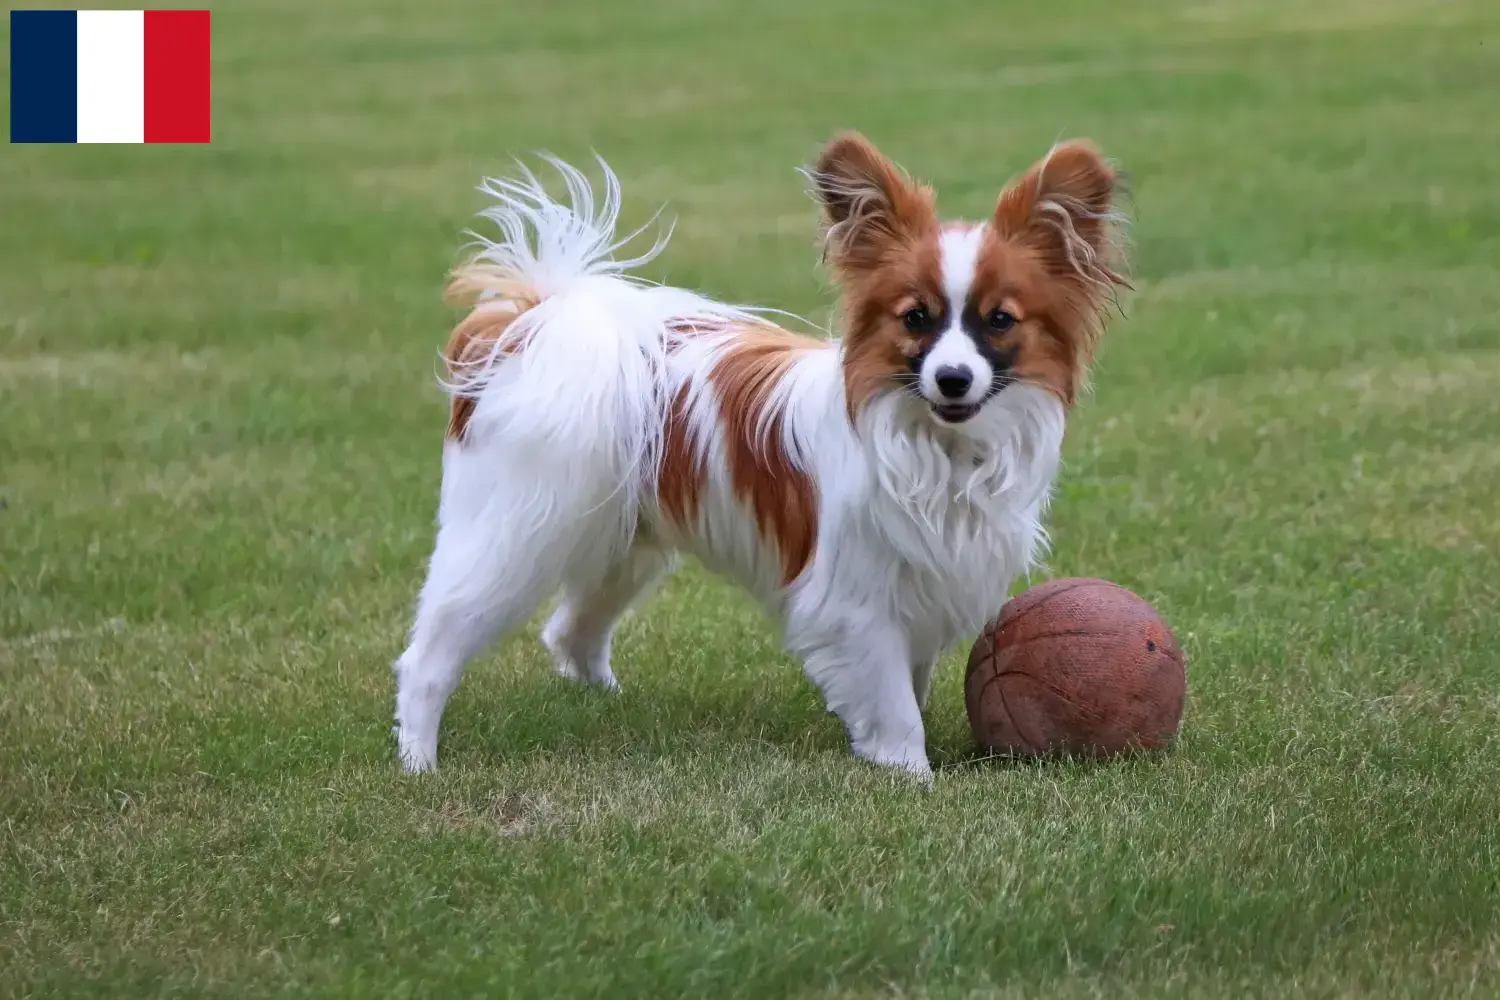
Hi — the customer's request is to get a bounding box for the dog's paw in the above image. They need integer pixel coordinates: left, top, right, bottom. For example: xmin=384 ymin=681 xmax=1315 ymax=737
xmin=394 ymin=725 xmax=437 ymax=773
xmin=541 ymin=631 xmax=620 ymax=691
xmin=853 ymin=741 xmax=933 ymax=784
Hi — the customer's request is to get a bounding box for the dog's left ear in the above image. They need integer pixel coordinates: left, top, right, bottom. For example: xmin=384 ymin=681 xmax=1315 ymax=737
xmin=807 ymin=131 xmax=936 ymax=273
xmin=993 ymin=140 xmax=1128 ymax=291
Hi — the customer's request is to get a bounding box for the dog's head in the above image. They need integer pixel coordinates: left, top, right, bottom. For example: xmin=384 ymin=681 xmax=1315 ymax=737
xmin=807 ymin=132 xmax=1128 ymax=433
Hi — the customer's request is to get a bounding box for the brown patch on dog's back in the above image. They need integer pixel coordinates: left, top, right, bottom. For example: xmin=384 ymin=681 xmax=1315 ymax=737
xmin=708 ymin=327 xmax=825 ymax=584
xmin=656 ymin=383 xmax=703 ymax=528
xmin=441 ymin=266 xmax=541 ymax=440
xmin=443 ymin=303 xmax=522 ymax=439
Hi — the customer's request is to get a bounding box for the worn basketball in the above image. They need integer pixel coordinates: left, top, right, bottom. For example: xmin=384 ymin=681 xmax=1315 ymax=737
xmin=965 ymin=578 xmax=1185 ymax=757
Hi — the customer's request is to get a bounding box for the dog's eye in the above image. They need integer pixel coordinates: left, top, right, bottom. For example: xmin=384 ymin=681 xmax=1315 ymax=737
xmin=902 ymin=306 xmax=931 ymax=332
xmin=987 ymin=309 xmax=1016 ymax=333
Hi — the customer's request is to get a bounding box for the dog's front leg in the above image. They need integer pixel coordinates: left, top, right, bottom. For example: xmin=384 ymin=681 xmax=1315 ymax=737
xmin=795 ymin=621 xmax=931 ymax=780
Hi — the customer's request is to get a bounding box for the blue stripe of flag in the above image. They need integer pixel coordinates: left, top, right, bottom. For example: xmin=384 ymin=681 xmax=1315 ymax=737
xmin=10 ymin=10 xmax=80 ymax=143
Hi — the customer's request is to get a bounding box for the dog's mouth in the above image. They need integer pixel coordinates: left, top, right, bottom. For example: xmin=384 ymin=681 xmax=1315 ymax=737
xmin=930 ymin=402 xmax=982 ymax=424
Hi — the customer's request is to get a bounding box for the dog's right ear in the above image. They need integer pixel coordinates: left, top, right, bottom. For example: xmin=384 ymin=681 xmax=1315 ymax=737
xmin=805 ymin=132 xmax=937 ymax=272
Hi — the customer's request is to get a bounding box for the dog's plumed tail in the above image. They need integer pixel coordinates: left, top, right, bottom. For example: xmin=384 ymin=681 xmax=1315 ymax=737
xmin=435 ymin=155 xmax=748 ymax=574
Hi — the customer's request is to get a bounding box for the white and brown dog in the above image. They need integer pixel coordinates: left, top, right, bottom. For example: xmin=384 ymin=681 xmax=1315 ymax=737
xmin=394 ymin=133 xmax=1127 ymax=778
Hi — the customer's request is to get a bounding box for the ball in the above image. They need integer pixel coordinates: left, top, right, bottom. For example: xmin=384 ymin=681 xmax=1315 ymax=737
xmin=964 ymin=578 xmax=1185 ymax=758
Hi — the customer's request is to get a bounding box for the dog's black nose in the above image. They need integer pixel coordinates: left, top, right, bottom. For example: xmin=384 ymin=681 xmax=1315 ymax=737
xmin=934 ymin=365 xmax=973 ymax=399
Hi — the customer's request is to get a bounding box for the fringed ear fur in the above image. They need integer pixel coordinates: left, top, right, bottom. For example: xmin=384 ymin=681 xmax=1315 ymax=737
xmin=804 ymin=131 xmax=937 ymax=272
xmin=994 ymin=139 xmax=1130 ymax=295
xmin=992 ymin=140 xmax=1130 ymax=379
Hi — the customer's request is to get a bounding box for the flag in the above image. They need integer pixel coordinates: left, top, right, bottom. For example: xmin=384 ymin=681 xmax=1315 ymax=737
xmin=10 ymin=9 xmax=210 ymax=143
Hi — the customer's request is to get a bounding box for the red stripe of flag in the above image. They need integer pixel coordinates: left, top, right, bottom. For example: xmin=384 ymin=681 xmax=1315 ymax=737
xmin=144 ymin=10 xmax=211 ymax=143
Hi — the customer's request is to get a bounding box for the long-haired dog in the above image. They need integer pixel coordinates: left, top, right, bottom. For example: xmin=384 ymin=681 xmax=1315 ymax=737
xmin=394 ymin=132 xmax=1127 ymax=778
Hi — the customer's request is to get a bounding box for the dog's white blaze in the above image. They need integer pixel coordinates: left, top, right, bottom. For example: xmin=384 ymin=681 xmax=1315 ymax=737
xmin=921 ymin=226 xmax=991 ymax=406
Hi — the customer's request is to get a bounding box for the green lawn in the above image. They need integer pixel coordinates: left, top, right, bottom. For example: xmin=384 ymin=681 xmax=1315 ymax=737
xmin=4 ymin=0 xmax=1500 ymax=995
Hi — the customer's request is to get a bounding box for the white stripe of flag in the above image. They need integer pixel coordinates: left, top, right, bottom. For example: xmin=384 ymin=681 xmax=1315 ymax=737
xmin=76 ymin=10 xmax=147 ymax=143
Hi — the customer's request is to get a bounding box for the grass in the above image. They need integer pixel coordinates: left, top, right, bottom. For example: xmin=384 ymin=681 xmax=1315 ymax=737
xmin=4 ymin=0 xmax=1500 ymax=995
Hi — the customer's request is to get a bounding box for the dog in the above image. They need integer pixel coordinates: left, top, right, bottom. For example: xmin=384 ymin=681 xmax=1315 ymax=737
xmin=393 ymin=132 xmax=1127 ymax=778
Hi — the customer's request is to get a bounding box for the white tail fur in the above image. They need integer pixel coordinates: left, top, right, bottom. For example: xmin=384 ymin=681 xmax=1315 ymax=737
xmin=434 ymin=156 xmax=754 ymax=583
xmin=447 ymin=156 xmax=666 ymax=515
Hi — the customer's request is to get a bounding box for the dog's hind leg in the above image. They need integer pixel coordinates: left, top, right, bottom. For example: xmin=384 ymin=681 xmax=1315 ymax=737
xmin=392 ymin=509 xmax=563 ymax=773
xmin=912 ymin=657 xmax=938 ymax=711
xmin=393 ymin=429 xmax=643 ymax=772
xmin=542 ymin=544 xmax=675 ymax=691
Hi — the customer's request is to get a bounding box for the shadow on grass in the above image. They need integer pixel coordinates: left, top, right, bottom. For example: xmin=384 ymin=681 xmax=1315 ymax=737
xmin=931 ymin=743 xmax=1180 ymax=775
xmin=442 ymin=657 xmax=845 ymax=767
xmin=446 ymin=659 xmax=1183 ymax=780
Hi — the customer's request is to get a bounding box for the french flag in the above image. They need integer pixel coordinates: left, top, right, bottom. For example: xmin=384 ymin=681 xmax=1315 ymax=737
xmin=10 ymin=9 xmax=211 ymax=143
